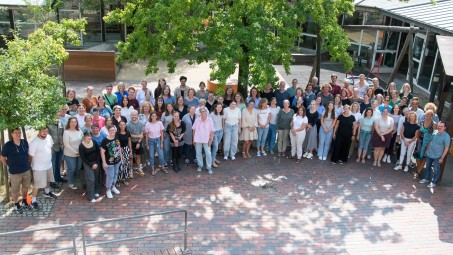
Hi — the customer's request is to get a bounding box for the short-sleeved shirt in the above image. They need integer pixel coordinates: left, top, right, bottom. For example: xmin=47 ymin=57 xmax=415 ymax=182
xmin=375 ymin=117 xmax=394 ymax=133
xmin=145 ymin=121 xmax=164 ymax=139
xmin=337 ymin=115 xmax=356 ymax=137
xmin=427 ymin=131 xmax=451 ymax=159
xmin=210 ymin=112 xmax=223 ymax=131
xmin=126 ymin=120 xmax=144 ymax=142
xmin=223 ymin=107 xmax=242 ymax=126
xmin=92 ymin=132 xmax=106 ymax=146
xmin=275 ymin=90 xmax=290 ymax=108
xmin=117 ymin=131 xmax=130 ymax=147
xmin=403 ymin=122 xmax=419 ymax=139
xmin=1 ymin=140 xmax=30 ymax=174
xmin=29 ymin=136 xmax=54 ymax=171
xmin=168 ymin=122 xmax=186 ymax=146
xmin=293 ymin=115 xmax=308 ymax=131
xmin=360 ymin=117 xmax=374 ymax=132
xmin=101 ymin=136 xmax=121 ymax=165
xmin=103 ymin=94 xmax=117 ymax=108
xmin=257 ymin=107 xmax=271 ymax=128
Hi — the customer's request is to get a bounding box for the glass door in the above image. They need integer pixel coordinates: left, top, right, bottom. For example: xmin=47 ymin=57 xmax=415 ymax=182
xmin=409 ymin=33 xmax=426 ymax=85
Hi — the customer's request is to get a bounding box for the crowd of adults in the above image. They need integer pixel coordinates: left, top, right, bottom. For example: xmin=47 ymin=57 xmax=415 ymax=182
xmin=1 ymin=75 xmax=451 ymax=214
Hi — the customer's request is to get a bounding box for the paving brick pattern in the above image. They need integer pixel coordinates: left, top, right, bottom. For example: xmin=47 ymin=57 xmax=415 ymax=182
xmin=0 ymin=153 xmax=452 ymax=254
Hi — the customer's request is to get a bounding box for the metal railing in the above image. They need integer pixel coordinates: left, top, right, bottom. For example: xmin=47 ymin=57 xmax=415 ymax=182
xmin=0 ymin=224 xmax=77 ymax=255
xmin=80 ymin=209 xmax=188 ymax=254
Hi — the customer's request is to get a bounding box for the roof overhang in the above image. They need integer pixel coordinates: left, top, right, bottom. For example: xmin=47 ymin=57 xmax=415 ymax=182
xmin=436 ymin=35 xmax=453 ymax=76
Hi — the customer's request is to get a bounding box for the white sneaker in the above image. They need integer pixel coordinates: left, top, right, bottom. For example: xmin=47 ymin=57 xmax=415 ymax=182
xmin=111 ymin=186 xmax=120 ymax=194
xmin=106 ymin=190 xmax=113 ymax=198
xmin=386 ymin=156 xmax=392 ymax=164
xmin=68 ymin=184 xmax=78 ymax=190
xmin=322 ymin=157 xmax=327 ymax=161
xmin=367 ymin=155 xmax=371 ymax=160
xmin=307 ymin=153 xmax=313 ymax=159
xmin=224 ymin=156 xmax=228 ymax=161
xmin=303 ymin=152 xmax=309 ymax=158
xmin=318 ymin=156 xmax=322 ymax=160
xmin=396 ymin=160 xmax=400 ymax=165
xmin=403 ymin=166 xmax=409 ymax=172
xmin=394 ymin=165 xmax=402 ymax=171
xmin=257 ymin=151 xmax=261 ymax=157
xmin=94 ymin=193 xmax=100 ymax=198
xmin=90 ymin=199 xmax=96 ymax=203
xmin=419 ymin=179 xmax=429 ymax=184
xmin=231 ymin=156 xmax=236 ymax=161
xmin=382 ymin=155 xmax=388 ymax=163
xmin=427 ymin=182 xmax=436 ymax=188
xmin=261 ymin=151 xmax=267 ymax=156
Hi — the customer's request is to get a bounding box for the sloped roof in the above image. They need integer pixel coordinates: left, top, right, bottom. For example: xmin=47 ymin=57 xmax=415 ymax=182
xmin=436 ymin=35 xmax=453 ymax=76
xmin=355 ymin=0 xmax=453 ymax=35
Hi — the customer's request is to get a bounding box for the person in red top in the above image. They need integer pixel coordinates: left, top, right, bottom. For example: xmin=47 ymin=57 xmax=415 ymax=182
xmin=329 ymin=73 xmax=342 ymax=97
xmin=127 ymin=87 xmax=140 ymax=110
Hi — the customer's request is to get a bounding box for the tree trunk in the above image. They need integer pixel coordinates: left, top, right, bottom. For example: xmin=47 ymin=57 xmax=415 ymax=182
xmin=316 ymin=27 xmax=322 ymax=79
xmin=237 ymin=44 xmax=250 ymax=98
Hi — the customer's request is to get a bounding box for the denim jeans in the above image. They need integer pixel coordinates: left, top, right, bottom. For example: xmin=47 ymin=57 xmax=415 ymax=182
xmin=223 ymin=124 xmax=239 ymax=158
xmin=256 ymin=127 xmax=269 ymax=148
xmin=105 ymin=162 xmax=120 ymax=189
xmin=358 ymin=129 xmax=372 ymax=151
xmin=64 ymin=155 xmax=82 ymax=185
xmin=163 ymin=133 xmax=171 ymax=165
xmin=195 ymin=143 xmax=212 ymax=170
xmin=211 ymin=130 xmax=223 ymax=162
xmin=148 ymin=137 xmax=165 ymax=167
xmin=266 ymin=124 xmax=277 ymax=152
xmin=317 ymin=128 xmax=333 ymax=158
xmin=424 ymin=156 xmax=441 ymax=184
xmin=52 ymin=150 xmax=64 ymax=182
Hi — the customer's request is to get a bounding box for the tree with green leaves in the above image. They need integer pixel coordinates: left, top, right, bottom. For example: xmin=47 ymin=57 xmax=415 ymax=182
xmin=0 ymin=19 xmax=85 ymax=194
xmin=105 ymin=0 xmax=354 ymax=95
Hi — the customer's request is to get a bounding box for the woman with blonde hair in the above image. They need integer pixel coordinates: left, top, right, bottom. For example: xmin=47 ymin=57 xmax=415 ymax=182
xmin=256 ymin=98 xmax=271 ymax=156
xmin=318 ymin=102 xmax=336 ymax=160
xmin=354 ymin=74 xmax=368 ymax=98
xmin=414 ymin=109 xmax=437 ymax=177
xmin=399 ymin=83 xmax=413 ymax=101
xmin=115 ymin=82 xmax=128 ymax=105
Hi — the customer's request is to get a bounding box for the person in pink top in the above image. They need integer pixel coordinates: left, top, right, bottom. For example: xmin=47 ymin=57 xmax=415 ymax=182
xmin=145 ymin=112 xmax=167 ymax=176
xmin=91 ymin=107 xmax=106 ymax=130
xmin=192 ymin=107 xmax=215 ymax=174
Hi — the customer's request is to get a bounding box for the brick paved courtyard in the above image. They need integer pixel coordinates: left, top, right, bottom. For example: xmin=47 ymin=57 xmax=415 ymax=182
xmin=1 ymin=153 xmax=453 ymax=254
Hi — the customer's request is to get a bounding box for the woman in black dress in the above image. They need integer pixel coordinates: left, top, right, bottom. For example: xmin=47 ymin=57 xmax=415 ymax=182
xmin=331 ymin=105 xmax=357 ymax=164
xmin=117 ymin=120 xmax=133 ymax=186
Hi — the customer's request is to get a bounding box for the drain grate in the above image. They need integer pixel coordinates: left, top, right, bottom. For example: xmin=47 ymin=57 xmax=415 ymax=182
xmin=261 ymin=181 xmax=278 ymax=192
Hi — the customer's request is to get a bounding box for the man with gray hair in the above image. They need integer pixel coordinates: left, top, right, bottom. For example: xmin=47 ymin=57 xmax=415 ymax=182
xmin=311 ymin=76 xmax=320 ymax=95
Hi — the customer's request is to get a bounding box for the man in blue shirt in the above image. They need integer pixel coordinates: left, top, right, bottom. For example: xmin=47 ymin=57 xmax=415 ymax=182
xmin=419 ymin=121 xmax=451 ymax=188
xmin=0 ymin=129 xmax=36 ymax=213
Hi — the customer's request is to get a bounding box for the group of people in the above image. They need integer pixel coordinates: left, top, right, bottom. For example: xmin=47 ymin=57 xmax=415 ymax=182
xmin=1 ymin=74 xmax=451 ymax=214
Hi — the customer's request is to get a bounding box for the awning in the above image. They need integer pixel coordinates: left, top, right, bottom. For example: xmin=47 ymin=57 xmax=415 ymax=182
xmin=437 ymin=35 xmax=453 ymax=76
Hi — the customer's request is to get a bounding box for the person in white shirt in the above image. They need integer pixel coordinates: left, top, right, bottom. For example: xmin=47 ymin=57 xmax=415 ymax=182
xmin=290 ymin=106 xmax=308 ymax=163
xmin=136 ymin=80 xmax=155 ymax=106
xmin=222 ymin=101 xmax=242 ymax=160
xmin=76 ymin=104 xmax=86 ymax=127
xmin=29 ymin=128 xmax=58 ymax=209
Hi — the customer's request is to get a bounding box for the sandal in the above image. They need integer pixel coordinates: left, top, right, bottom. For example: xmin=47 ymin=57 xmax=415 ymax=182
xmin=151 ymin=167 xmax=157 ymax=176
xmin=361 ymin=158 xmax=365 ymax=164
xmin=247 ymin=153 xmax=251 ymax=158
xmin=115 ymin=182 xmax=121 ymax=188
xmin=162 ymin=169 xmax=169 ymax=174
xmin=242 ymin=152 xmax=247 ymax=159
xmin=296 ymin=159 xmax=301 ymax=164
xmin=123 ymin=180 xmax=129 ymax=186
xmin=286 ymin=155 xmax=293 ymax=159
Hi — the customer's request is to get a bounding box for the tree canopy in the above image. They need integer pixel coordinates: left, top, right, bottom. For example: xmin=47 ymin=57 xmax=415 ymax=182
xmin=0 ymin=19 xmax=86 ymax=130
xmin=105 ymin=0 xmax=354 ymax=94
